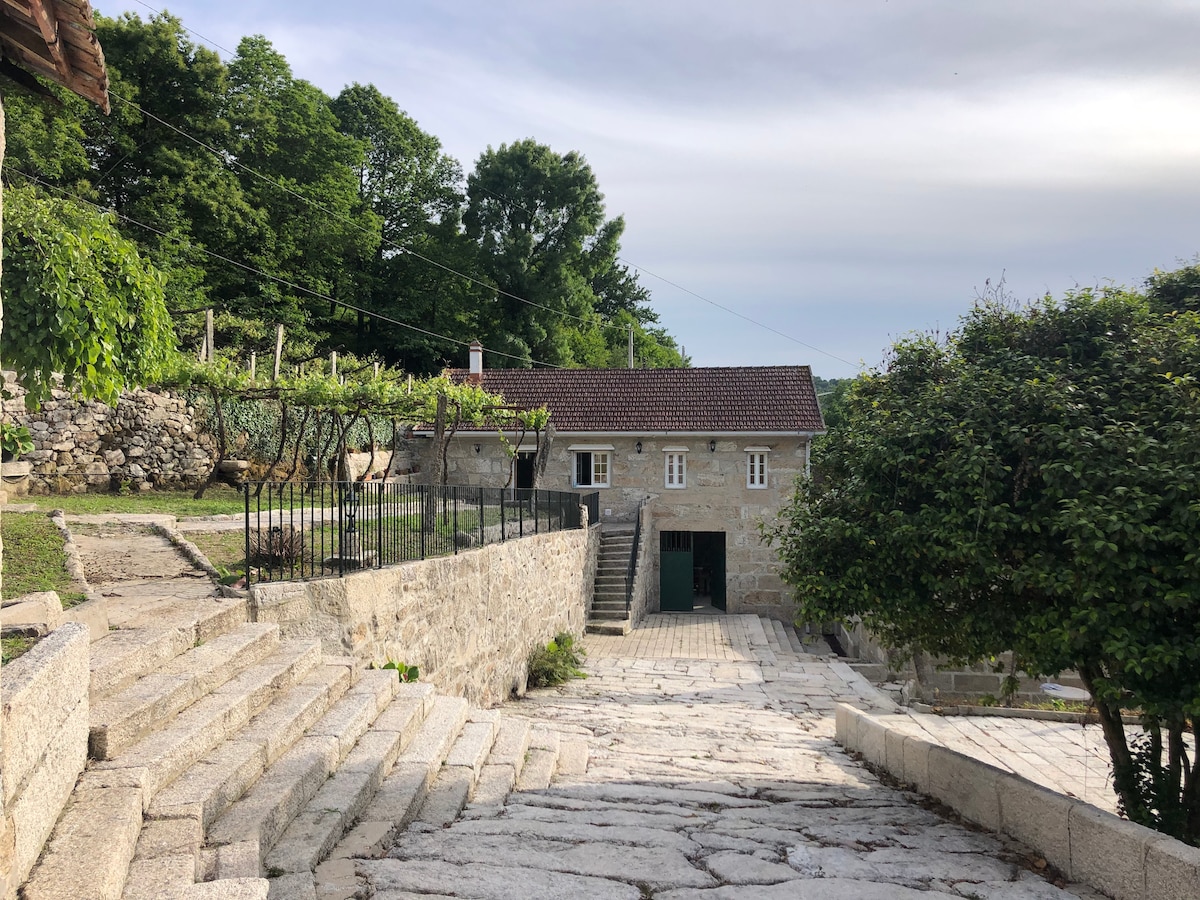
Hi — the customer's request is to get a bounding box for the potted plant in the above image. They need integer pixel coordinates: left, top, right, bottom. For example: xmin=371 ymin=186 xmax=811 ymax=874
xmin=0 ymin=422 xmax=33 ymax=463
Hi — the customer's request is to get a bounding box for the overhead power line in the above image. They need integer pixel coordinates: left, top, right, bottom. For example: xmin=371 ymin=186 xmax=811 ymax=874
xmin=10 ymin=169 xmax=563 ymax=369
xmin=122 ymin=3 xmax=860 ymax=370
xmin=471 ymin=185 xmax=861 ymax=370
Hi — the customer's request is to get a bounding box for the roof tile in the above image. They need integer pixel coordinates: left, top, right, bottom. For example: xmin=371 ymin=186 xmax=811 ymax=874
xmin=448 ymin=366 xmax=825 ymax=432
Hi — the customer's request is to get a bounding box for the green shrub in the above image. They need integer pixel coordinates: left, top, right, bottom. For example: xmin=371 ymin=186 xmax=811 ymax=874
xmin=373 ymin=659 xmax=419 ymax=682
xmin=526 ymin=632 xmax=586 ymax=688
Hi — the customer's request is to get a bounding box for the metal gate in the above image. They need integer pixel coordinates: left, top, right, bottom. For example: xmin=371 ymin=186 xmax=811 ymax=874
xmin=659 ymin=530 xmax=694 ymax=611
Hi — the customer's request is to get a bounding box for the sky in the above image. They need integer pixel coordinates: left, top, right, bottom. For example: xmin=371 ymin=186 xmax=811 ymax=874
xmin=104 ymin=1 xmax=1200 ymax=379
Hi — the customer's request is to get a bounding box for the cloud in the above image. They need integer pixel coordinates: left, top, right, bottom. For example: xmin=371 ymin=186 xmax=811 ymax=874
xmin=109 ymin=1 xmax=1200 ymax=376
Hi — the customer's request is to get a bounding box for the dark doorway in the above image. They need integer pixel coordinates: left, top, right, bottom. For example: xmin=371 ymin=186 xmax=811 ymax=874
xmin=694 ymin=531 xmax=727 ymax=611
xmin=515 ymin=452 xmax=536 ymax=490
xmin=660 ymin=530 xmax=726 ymax=612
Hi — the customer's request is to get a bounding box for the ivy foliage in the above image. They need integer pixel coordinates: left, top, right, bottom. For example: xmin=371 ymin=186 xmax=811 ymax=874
xmin=766 ymin=286 xmax=1200 ymax=843
xmin=2 ymin=185 xmax=175 ymax=408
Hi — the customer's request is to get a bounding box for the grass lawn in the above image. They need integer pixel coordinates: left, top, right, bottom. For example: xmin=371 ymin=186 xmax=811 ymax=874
xmin=1 ymin=512 xmax=88 ymax=604
xmin=187 ymin=530 xmax=247 ymax=578
xmin=31 ymin=486 xmax=248 ymax=517
xmin=2 ymin=636 xmax=35 ymax=666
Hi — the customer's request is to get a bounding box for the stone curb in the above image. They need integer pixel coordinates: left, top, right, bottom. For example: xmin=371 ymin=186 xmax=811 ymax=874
xmin=47 ymin=509 xmax=97 ymax=600
xmin=2 ymin=622 xmax=91 ymax=888
xmin=908 ymin=700 xmax=1141 ymax=726
xmin=149 ymin=521 xmax=222 ymax=580
xmin=835 ymin=703 xmax=1200 ymax=900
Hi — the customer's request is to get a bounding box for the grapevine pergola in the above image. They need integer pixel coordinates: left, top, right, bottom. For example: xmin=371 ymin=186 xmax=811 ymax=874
xmin=160 ymin=355 xmax=552 ymax=499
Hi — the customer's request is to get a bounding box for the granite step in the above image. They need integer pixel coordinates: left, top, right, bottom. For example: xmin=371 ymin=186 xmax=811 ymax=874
xmin=410 ymin=712 xmax=499 ymax=828
xmin=779 ymin=621 xmax=807 ymax=655
xmin=149 ymin=660 xmax=350 ymax=830
xmin=29 ymin=642 xmax=322 ymax=900
xmin=204 ymin=670 xmax=398 ymax=864
xmin=96 ymin=641 xmax=325 ymax=801
xmin=90 ymin=623 xmax=280 ymax=759
xmin=585 ymin=620 xmax=631 ymax=636
xmin=465 ymin=715 xmax=532 ymax=811
xmin=514 ymin=727 xmax=562 ymax=792
xmin=22 ymin=771 xmax=146 ymax=900
xmin=263 ymin=683 xmax=435 ymax=875
xmin=90 ymin=600 xmax=251 ymax=701
xmin=319 ymin=694 xmax=468 ymax=868
xmin=589 ymin=609 xmax=629 ymax=621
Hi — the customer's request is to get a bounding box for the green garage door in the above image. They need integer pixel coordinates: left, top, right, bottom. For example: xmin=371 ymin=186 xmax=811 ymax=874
xmin=660 ymin=531 xmax=693 ymax=611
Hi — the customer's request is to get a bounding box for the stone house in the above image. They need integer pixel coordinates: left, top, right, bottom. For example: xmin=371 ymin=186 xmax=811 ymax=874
xmin=412 ymin=343 xmax=825 ymax=620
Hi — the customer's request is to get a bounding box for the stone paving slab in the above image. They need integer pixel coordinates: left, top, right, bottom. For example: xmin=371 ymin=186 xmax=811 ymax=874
xmin=342 ymin=614 xmax=1102 ymax=899
xmin=868 ymin=711 xmax=1123 ymax=813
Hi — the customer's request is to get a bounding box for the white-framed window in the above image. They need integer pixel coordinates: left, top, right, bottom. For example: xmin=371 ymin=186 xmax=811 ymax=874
xmin=663 ymin=448 xmax=688 ymax=489
xmin=573 ymin=450 xmax=611 ymax=487
xmin=746 ymin=447 xmax=769 ymax=489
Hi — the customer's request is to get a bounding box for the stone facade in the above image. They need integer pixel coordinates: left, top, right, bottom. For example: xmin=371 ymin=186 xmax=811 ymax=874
xmin=1 ymin=377 xmax=215 ymax=494
xmin=417 ymin=431 xmax=809 ymax=618
xmin=248 ymin=523 xmax=600 ymax=707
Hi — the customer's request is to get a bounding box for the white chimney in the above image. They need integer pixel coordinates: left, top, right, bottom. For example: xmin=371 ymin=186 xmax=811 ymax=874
xmin=468 ymin=340 xmax=483 ymax=384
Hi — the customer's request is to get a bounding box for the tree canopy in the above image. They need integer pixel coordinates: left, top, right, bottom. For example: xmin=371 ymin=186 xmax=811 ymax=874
xmin=766 ymin=285 xmax=1200 ymax=843
xmin=2 ymin=11 xmax=685 ymax=376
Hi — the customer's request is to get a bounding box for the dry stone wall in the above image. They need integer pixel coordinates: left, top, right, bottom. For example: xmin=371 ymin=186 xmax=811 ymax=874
xmin=249 ymin=522 xmax=600 ymax=707
xmin=1 ymin=376 xmax=215 ymax=494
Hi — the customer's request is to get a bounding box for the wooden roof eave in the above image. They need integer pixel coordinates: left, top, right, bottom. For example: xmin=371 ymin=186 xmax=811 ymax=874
xmin=0 ymin=0 xmax=107 ymax=111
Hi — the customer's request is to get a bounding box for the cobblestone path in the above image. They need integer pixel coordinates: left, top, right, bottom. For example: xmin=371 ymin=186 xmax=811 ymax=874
xmin=355 ymin=615 xmax=1106 ymax=899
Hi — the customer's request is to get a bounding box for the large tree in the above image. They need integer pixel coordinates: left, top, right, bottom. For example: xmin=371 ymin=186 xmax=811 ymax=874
xmin=766 ymin=287 xmax=1200 ymax=844
xmin=465 ymin=139 xmax=682 ymax=367
xmin=329 ymin=83 xmax=484 ymax=372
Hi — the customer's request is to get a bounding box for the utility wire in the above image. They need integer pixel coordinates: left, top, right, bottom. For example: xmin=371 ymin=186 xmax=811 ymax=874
xmin=108 ymin=92 xmax=597 ymax=330
xmin=132 ymin=1 xmax=239 ymax=56
xmin=122 ymin=3 xmax=860 ymax=369
xmin=10 ymin=169 xmax=562 ymax=369
xmin=471 ymin=184 xmax=861 ymax=369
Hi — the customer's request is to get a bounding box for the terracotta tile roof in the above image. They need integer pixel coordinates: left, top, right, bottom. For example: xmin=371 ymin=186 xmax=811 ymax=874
xmin=448 ymin=366 xmax=825 ymax=433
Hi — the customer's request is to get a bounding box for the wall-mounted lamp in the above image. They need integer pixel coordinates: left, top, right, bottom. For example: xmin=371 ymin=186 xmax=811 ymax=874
xmin=473 ymin=442 xmax=482 ymax=454
xmin=709 ymin=439 xmax=717 ymax=453
xmin=635 ymin=441 xmax=642 ymax=454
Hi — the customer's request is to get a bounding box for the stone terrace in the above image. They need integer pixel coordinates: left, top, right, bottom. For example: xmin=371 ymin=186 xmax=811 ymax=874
xmin=336 ymin=614 xmax=1109 ymax=899
xmin=14 ymin=517 xmax=1122 ymax=898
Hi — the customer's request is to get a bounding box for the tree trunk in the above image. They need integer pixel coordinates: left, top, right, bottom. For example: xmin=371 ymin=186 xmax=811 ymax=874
xmin=424 ymin=393 xmax=447 ymax=531
xmin=1078 ymin=663 xmax=1147 ymax=824
xmin=532 ymin=423 xmax=555 ymax=490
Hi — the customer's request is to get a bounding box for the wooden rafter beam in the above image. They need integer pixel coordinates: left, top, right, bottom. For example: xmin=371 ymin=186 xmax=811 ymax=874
xmin=0 ymin=0 xmax=108 ymax=111
xmin=25 ymin=0 xmax=67 ymax=82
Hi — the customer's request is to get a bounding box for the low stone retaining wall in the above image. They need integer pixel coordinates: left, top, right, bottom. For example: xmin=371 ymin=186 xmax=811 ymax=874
xmin=834 ymin=620 xmax=1088 ymax=702
xmin=248 ymin=523 xmax=600 ymax=707
xmin=836 ymin=703 xmax=1200 ymax=900
xmin=1 ymin=623 xmax=90 ymax=897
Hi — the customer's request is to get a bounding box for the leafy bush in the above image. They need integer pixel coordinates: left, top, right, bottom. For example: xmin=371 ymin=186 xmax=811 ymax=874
xmin=0 ymin=422 xmax=34 ymax=460
xmin=526 ymin=632 xmax=586 ymax=688
xmin=380 ymin=660 xmax=419 ymax=682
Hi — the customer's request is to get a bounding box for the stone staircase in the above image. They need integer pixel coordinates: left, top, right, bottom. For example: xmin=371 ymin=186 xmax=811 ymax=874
xmin=751 ymin=615 xmax=834 ymax=668
xmin=21 ymin=599 xmax=589 ymax=900
xmin=586 ymin=524 xmax=635 ymax=635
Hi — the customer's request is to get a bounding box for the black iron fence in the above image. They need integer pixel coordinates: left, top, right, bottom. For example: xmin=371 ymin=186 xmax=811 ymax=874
xmin=243 ymin=482 xmax=598 ymax=585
